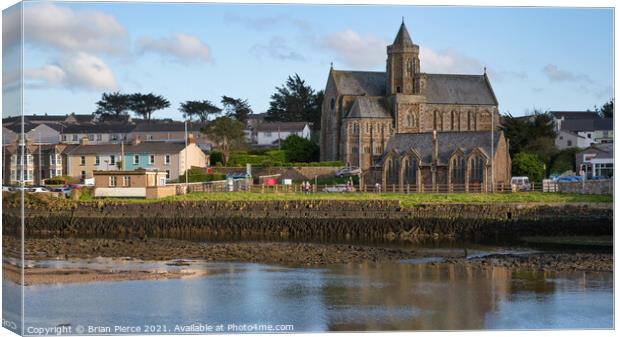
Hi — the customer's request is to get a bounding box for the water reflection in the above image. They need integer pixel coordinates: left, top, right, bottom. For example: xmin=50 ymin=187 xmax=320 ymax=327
xmin=11 ymin=261 xmax=613 ymax=332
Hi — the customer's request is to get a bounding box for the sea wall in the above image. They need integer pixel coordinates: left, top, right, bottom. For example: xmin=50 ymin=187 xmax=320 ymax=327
xmin=3 ymin=200 xmax=612 ymax=242
xmin=558 ymin=179 xmax=614 ymax=195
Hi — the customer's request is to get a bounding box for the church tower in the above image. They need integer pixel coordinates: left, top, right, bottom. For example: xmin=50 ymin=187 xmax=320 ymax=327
xmin=386 ymin=20 xmax=420 ymax=95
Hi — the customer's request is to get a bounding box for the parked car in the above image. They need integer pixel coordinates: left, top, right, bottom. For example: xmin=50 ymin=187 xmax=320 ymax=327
xmin=510 ymin=176 xmax=531 ymax=191
xmin=28 ymin=186 xmax=52 ymax=193
xmin=335 ymin=166 xmax=361 ymax=177
xmin=555 ymin=176 xmax=582 ymax=183
xmin=53 ymin=186 xmax=73 ymax=198
xmin=323 ymin=184 xmax=352 ymax=193
xmin=2 ymin=185 xmax=13 ymax=192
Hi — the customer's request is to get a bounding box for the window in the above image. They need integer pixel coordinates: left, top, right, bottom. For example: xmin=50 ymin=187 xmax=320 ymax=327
xmin=567 ymin=140 xmax=572 ymax=147
xmin=159 ymin=177 xmax=166 ymax=186
xmin=386 ymin=157 xmax=399 ymax=185
xmin=148 ymin=135 xmax=153 ymax=140
xmin=165 ymin=170 xmax=170 ymax=179
xmin=587 ymin=133 xmax=592 ymax=139
xmin=81 ymin=171 xmax=86 ymax=181
xmin=62 ymin=135 xmax=67 ymax=141
xmin=72 ymin=134 xmax=78 ymax=141
xmin=123 ymin=176 xmax=131 ymax=187
xmin=56 ymin=154 xmax=61 ymax=165
xmin=110 ymin=155 xmax=116 ymax=165
xmin=88 ymin=134 xmax=94 ymax=141
xmin=27 ymin=155 xmax=33 ymax=164
xmin=330 ymin=98 xmax=336 ymax=110
xmin=406 ymin=60 xmax=413 ymax=77
xmin=165 ymin=154 xmax=170 ymax=165
xmin=468 ymin=111 xmax=475 ymax=130
xmin=433 ymin=111 xmax=440 ymax=130
xmin=264 ymin=132 xmax=272 ymax=137
xmin=109 ymin=176 xmax=117 ymax=187
xmin=375 ymin=146 xmax=382 ymax=155
xmin=10 ymin=170 xmax=15 ymax=181
xmin=111 ymin=135 xmax=118 ymax=141
xmin=451 ymin=111 xmax=458 ymax=130
xmin=451 ymin=155 xmax=465 ymax=187
xmin=406 ymin=114 xmax=413 ymax=127
xmin=149 ymin=155 xmax=155 ymax=165
xmin=396 ymin=86 xmax=401 ymax=93
xmin=95 ymin=156 xmax=100 ymax=166
xmin=80 ymin=156 xmax=86 ymax=166
xmin=133 ymin=155 xmax=139 ymax=165
xmin=96 ymin=134 xmax=102 ymax=141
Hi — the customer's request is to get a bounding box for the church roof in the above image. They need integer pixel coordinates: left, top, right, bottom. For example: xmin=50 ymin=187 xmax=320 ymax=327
xmin=331 ymin=70 xmax=386 ymax=96
xmin=345 ymin=96 xmax=392 ymax=119
xmin=425 ymin=74 xmax=498 ymax=105
xmin=392 ymin=22 xmax=415 ymax=47
xmin=383 ymin=131 xmax=502 ymax=165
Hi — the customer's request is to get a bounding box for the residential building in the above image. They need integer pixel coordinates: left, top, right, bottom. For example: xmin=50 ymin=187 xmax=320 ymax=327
xmin=93 ymin=169 xmax=176 ymax=199
xmin=130 ymin=120 xmax=212 ymax=150
xmin=555 ymin=118 xmax=613 ymax=150
xmin=64 ymin=137 xmax=208 ymax=182
xmin=320 ymin=20 xmax=511 ymax=191
xmin=60 ymin=122 xmax=136 ymax=144
xmin=252 ymin=122 xmax=311 ymax=146
xmin=576 ymin=143 xmax=613 ymax=179
xmin=549 ymin=111 xmax=601 ymax=133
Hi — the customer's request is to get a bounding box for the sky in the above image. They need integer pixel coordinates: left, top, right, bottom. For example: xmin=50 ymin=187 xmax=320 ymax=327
xmin=2 ymin=1 xmax=615 ymax=119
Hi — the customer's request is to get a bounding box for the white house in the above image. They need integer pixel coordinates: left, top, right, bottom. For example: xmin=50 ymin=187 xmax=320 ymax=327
xmin=555 ymin=118 xmax=613 ymax=150
xmin=252 ymin=122 xmax=311 ymax=146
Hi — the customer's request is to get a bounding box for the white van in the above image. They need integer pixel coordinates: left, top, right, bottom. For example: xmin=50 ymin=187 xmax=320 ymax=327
xmin=511 ymin=176 xmax=531 ymax=191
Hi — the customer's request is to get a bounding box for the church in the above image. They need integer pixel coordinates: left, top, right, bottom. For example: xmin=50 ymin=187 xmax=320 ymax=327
xmin=320 ymin=20 xmax=512 ymax=192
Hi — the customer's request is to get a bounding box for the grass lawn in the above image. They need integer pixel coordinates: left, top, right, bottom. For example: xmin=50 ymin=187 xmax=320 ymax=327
xmin=101 ymin=191 xmax=617 ymax=207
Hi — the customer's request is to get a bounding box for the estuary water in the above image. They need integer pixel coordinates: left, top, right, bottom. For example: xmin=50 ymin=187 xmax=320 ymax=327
xmin=5 ymin=258 xmax=614 ymax=333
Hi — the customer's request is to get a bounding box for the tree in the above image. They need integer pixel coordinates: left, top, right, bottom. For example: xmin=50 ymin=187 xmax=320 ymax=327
xmin=280 ymin=134 xmax=319 ymax=163
xmin=512 ymin=152 xmax=546 ymax=182
xmin=179 ymin=100 xmax=222 ymax=122
xmin=94 ymin=92 xmax=131 ymax=120
xmin=265 ymin=74 xmax=323 ymax=130
xmin=549 ymin=147 xmax=580 ymax=175
xmin=221 ymin=96 xmax=253 ymax=123
xmin=129 ymin=93 xmax=170 ymax=120
xmin=597 ymin=99 xmax=614 ymax=118
xmin=202 ymin=116 xmax=247 ymax=165
xmin=500 ymin=110 xmax=556 ymax=156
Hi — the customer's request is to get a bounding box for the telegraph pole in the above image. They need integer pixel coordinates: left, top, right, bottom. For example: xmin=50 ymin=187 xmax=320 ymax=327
xmin=184 ymin=120 xmax=189 ymax=188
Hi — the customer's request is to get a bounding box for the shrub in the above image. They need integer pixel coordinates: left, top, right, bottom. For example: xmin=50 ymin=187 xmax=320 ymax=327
xmin=280 ymin=135 xmax=319 ymax=162
xmin=209 ymin=151 xmax=224 ymax=166
xmin=512 ymin=152 xmax=546 ymax=182
xmin=177 ymin=167 xmax=227 ymax=182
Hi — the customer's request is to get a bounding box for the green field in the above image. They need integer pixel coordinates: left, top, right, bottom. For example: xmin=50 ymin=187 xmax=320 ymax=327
xmin=138 ymin=191 xmax=613 ymax=207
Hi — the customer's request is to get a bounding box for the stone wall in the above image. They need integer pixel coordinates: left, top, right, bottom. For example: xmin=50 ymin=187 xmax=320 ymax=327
xmin=4 ymin=200 xmax=612 ymax=243
xmin=212 ymin=166 xmax=340 ymax=181
xmin=558 ymin=179 xmax=614 ymax=195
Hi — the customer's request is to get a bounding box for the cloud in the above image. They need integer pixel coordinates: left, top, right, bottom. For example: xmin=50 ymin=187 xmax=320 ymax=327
xmin=7 ymin=3 xmax=128 ymax=55
xmin=25 ymin=52 xmax=118 ymax=91
xmin=419 ymin=47 xmax=484 ymax=74
xmin=322 ymin=29 xmax=387 ymax=69
xmin=250 ymin=36 xmax=305 ymax=61
xmin=137 ymin=34 xmax=212 ymax=63
xmin=225 ymin=13 xmax=311 ymax=31
xmin=543 ymin=64 xmax=592 ymax=83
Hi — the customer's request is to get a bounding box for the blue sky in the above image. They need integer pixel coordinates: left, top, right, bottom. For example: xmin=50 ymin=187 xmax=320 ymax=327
xmin=2 ymin=2 xmax=614 ymax=119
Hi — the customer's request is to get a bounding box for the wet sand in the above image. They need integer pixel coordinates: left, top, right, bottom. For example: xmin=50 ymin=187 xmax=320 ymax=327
xmin=2 ymin=237 xmax=612 ymax=285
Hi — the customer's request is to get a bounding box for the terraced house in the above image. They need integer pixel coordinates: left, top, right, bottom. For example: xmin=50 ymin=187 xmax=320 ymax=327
xmin=64 ymin=137 xmax=208 ymax=182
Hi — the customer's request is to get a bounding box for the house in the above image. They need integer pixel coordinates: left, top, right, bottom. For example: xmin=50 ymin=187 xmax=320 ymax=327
xmin=60 ymin=122 xmax=136 ymax=144
xmin=549 ymin=111 xmax=601 ymax=133
xmin=252 ymin=122 xmax=311 ymax=146
xmin=93 ymin=169 xmax=176 ymax=199
xmin=555 ymin=118 xmax=613 ymax=150
xmin=2 ymin=140 xmax=76 ymax=185
xmin=576 ymin=143 xmax=613 ymax=179
xmin=63 ymin=136 xmax=208 ymax=182
xmin=130 ymin=120 xmax=212 ymax=150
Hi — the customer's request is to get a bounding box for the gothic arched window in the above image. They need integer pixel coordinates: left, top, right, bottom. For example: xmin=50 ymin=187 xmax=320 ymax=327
xmin=433 ymin=110 xmax=439 ymax=130
xmin=406 ymin=60 xmax=413 ymax=77
xmin=403 ymin=156 xmax=418 ymax=186
xmin=469 ymin=156 xmax=485 ymax=185
xmin=451 ymin=155 xmax=465 ymax=186
xmin=386 ymin=157 xmax=400 ymax=185
xmin=451 ymin=111 xmax=458 ymax=130
xmin=330 ymin=98 xmax=335 ymax=110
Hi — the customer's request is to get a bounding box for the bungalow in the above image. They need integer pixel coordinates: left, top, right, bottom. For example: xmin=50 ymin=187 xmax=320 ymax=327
xmin=93 ymin=169 xmax=176 ymax=199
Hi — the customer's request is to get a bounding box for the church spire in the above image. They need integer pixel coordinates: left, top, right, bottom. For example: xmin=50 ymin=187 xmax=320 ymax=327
xmin=392 ymin=20 xmax=414 ymax=47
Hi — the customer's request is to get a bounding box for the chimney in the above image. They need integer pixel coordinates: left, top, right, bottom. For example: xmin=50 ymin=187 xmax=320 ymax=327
xmin=132 ymin=136 xmax=141 ymax=145
xmin=187 ymin=133 xmax=195 ymax=144
xmin=80 ymin=137 xmax=89 ymax=145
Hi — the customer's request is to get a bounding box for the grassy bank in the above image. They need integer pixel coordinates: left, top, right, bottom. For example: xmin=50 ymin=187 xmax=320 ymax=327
xmin=134 ymin=192 xmax=610 ymax=207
